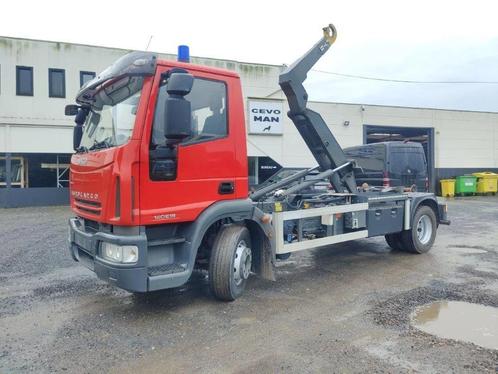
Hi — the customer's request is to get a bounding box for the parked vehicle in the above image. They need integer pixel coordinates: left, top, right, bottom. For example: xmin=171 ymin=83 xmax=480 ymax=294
xmin=344 ymin=142 xmax=429 ymax=191
xmin=66 ymin=24 xmax=449 ymax=301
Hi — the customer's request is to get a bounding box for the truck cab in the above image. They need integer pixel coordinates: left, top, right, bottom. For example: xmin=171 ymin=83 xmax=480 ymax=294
xmin=68 ymin=52 xmax=254 ymax=293
xmin=70 ymin=52 xmax=248 ymax=226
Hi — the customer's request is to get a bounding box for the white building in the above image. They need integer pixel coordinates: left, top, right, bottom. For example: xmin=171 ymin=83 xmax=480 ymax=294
xmin=1 ymin=36 xmax=497 ymax=206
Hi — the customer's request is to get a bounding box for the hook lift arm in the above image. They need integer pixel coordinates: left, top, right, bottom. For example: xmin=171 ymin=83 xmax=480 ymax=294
xmin=278 ymin=24 xmax=357 ymax=194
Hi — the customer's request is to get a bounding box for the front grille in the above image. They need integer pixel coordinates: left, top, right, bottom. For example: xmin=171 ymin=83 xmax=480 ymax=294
xmin=77 ymin=206 xmax=100 ymax=215
xmin=75 ymin=198 xmax=101 ymax=208
xmin=74 ymin=198 xmax=101 ymax=216
xmin=84 ymin=219 xmax=100 ymax=233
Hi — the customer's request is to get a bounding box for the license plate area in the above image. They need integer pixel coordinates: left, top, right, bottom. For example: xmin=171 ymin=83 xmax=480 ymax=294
xmin=74 ymin=231 xmax=96 ymax=255
xmin=77 ymin=247 xmax=95 ymax=271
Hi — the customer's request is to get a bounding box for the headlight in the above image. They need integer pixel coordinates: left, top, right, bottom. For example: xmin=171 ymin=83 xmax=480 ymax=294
xmin=101 ymin=242 xmax=138 ymax=263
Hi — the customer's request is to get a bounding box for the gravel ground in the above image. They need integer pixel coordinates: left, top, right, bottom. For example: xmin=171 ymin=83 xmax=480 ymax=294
xmin=0 ymin=197 xmax=497 ymax=373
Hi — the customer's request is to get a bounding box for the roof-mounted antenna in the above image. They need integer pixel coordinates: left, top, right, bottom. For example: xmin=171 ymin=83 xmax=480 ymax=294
xmin=145 ymin=35 xmax=154 ymax=51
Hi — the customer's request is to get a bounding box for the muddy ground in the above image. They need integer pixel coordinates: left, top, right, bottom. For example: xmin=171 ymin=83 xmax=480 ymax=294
xmin=0 ymin=197 xmax=497 ymax=373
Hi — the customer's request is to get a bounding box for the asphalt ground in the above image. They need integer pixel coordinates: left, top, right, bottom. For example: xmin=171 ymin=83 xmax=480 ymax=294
xmin=0 ymin=197 xmax=497 ymax=373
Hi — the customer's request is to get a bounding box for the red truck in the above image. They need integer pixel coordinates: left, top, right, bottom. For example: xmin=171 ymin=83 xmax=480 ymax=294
xmin=67 ymin=25 xmax=449 ymax=301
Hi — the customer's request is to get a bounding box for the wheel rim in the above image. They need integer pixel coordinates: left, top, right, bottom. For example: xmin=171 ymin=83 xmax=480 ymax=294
xmin=416 ymin=214 xmax=432 ymax=245
xmin=233 ymin=240 xmax=252 ymax=286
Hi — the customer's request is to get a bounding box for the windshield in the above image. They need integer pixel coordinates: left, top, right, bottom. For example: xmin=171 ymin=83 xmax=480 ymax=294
xmin=79 ymin=76 xmax=144 ymax=151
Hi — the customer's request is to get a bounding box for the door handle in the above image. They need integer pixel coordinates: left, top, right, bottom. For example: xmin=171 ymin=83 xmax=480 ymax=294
xmin=219 ymin=181 xmax=235 ymax=195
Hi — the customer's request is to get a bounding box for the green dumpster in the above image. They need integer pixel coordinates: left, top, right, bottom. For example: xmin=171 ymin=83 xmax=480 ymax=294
xmin=455 ymin=175 xmax=477 ymax=195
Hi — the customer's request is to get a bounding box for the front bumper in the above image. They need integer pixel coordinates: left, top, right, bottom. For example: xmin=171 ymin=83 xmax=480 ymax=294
xmin=68 ymin=218 xmax=193 ymax=292
xmin=68 ymin=218 xmax=149 ymax=292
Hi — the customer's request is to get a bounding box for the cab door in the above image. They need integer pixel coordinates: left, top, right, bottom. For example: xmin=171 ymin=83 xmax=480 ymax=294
xmin=139 ymin=66 xmax=246 ymax=225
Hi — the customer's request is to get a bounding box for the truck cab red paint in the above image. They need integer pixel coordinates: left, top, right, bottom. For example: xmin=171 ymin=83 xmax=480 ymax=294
xmin=70 ymin=60 xmax=248 ymax=226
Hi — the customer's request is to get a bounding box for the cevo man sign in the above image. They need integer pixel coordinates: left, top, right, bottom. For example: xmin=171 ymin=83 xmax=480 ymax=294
xmin=248 ymin=100 xmax=284 ymax=135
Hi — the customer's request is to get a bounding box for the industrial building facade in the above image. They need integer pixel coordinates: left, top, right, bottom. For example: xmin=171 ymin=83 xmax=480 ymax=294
xmin=1 ymin=36 xmax=498 ymax=207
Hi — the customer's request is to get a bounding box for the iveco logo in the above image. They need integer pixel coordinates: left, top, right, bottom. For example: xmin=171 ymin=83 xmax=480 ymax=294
xmin=72 ymin=191 xmax=99 ymax=200
xmin=75 ymin=157 xmax=88 ymax=166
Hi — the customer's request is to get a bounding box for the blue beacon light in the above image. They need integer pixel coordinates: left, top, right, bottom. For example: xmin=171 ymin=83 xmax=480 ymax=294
xmin=178 ymin=45 xmax=190 ymax=63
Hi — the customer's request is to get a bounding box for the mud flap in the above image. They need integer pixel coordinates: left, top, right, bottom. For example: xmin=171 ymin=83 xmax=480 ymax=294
xmin=250 ymin=208 xmax=276 ymax=281
xmin=258 ymin=238 xmax=276 ymax=281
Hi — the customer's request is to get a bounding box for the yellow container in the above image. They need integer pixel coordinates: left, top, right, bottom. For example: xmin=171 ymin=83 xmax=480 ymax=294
xmin=440 ymin=179 xmax=455 ymax=197
xmin=472 ymin=172 xmax=498 ymax=193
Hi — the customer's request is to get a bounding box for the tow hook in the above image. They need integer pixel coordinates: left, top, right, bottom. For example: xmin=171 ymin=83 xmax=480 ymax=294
xmin=322 ymin=24 xmax=337 ymax=45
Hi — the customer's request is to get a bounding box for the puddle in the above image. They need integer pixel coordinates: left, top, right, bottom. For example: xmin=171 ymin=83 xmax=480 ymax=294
xmin=411 ymin=301 xmax=498 ymax=350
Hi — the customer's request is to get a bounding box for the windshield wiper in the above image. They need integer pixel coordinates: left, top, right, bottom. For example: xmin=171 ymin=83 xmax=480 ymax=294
xmin=89 ymin=138 xmax=112 ymax=151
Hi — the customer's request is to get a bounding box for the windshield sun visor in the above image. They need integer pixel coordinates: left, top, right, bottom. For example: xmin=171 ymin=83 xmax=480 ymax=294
xmin=76 ymin=51 xmax=157 ymax=106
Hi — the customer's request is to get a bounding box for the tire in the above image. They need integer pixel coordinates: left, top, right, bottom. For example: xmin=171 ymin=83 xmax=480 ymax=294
xmin=385 ymin=233 xmax=403 ymax=251
xmin=276 ymin=252 xmax=291 ymax=260
xmin=209 ymin=225 xmax=252 ymax=301
xmin=400 ymin=205 xmax=437 ymax=254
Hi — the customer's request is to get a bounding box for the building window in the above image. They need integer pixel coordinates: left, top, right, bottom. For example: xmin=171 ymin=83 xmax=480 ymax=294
xmin=49 ymin=68 xmax=66 ymax=98
xmin=16 ymin=66 xmax=33 ymax=96
xmin=80 ymin=71 xmax=96 ymax=87
xmin=0 ymin=156 xmax=27 ymax=188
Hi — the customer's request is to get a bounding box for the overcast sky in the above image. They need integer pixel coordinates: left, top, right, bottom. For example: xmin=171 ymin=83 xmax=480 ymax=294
xmin=3 ymin=0 xmax=498 ymax=111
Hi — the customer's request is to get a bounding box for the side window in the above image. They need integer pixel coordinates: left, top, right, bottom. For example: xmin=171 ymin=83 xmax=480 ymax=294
xmin=345 ymin=145 xmax=385 ymax=172
xmin=151 ymin=77 xmax=227 ymax=146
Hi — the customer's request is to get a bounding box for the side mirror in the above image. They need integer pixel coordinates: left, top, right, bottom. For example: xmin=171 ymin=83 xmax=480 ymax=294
xmin=167 ymin=73 xmax=194 ymax=96
xmin=73 ymin=108 xmax=89 ymax=150
xmin=73 ymin=125 xmax=83 ymax=151
xmin=75 ymin=107 xmax=89 ymax=126
xmin=65 ymin=105 xmax=79 ymax=116
xmin=164 ymin=72 xmax=194 ymax=140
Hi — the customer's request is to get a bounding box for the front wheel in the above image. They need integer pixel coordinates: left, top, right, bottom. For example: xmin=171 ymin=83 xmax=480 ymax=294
xmin=400 ymin=205 xmax=437 ymax=254
xmin=209 ymin=225 xmax=252 ymax=301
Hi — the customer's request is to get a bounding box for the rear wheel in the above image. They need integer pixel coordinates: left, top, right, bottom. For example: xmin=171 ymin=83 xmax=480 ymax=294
xmin=385 ymin=232 xmax=403 ymax=250
xmin=400 ymin=205 xmax=437 ymax=254
xmin=209 ymin=225 xmax=252 ymax=301
xmin=276 ymin=252 xmax=291 ymax=260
